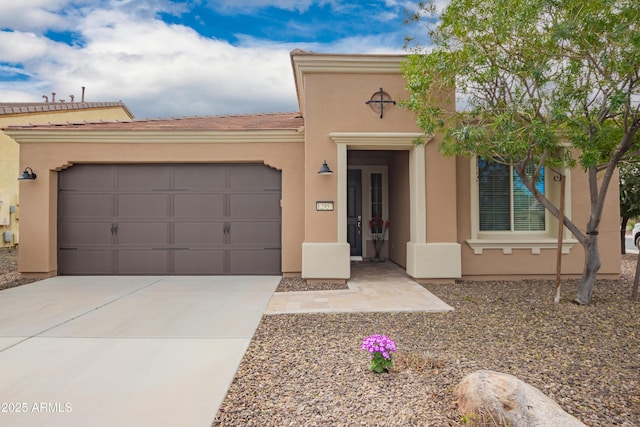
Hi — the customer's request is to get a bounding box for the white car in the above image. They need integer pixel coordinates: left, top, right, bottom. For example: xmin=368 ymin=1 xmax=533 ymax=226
xmin=633 ymin=223 xmax=640 ymax=249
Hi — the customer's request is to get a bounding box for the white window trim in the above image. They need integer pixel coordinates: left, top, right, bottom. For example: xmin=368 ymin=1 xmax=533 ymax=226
xmin=467 ymin=157 xmax=577 ymax=255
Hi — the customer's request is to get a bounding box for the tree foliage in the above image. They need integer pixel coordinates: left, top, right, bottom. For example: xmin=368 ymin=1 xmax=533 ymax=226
xmin=404 ymin=0 xmax=640 ymax=304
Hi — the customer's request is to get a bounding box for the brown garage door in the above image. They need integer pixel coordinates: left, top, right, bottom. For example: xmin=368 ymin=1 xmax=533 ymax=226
xmin=58 ymin=164 xmax=281 ymax=275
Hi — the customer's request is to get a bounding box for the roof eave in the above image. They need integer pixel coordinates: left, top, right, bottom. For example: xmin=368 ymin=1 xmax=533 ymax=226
xmin=4 ymin=128 xmax=305 ymax=144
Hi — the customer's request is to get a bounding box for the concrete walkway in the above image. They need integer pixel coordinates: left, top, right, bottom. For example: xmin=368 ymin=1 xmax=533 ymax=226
xmin=0 ymin=263 xmax=452 ymax=426
xmin=266 ymin=261 xmax=454 ymax=314
xmin=0 ymin=276 xmax=279 ymax=427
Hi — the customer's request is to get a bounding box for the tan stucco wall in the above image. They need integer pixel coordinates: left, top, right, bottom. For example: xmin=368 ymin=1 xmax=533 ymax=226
xmin=0 ymin=107 xmax=131 ymax=248
xmin=425 ymin=134 xmax=458 ymax=244
xmin=303 ymin=67 xmax=460 ymax=277
xmin=388 ymin=150 xmax=410 ymax=266
xmin=15 ymin=137 xmax=304 ymax=277
xmin=301 ymin=72 xmax=426 ymax=243
xmin=295 ymin=55 xmax=460 ymax=279
xmin=455 ymin=156 xmax=620 ymax=278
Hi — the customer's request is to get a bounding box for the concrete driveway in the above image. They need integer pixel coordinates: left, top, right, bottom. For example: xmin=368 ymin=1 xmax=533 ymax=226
xmin=0 ymin=275 xmax=279 ymax=427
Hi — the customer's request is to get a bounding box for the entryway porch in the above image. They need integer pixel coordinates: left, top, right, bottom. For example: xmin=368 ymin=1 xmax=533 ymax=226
xmin=301 ymin=132 xmax=462 ymax=282
xmin=265 ymin=260 xmax=453 ymax=314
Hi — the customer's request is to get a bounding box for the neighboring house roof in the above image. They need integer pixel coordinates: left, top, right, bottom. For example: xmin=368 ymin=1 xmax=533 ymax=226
xmin=0 ymin=102 xmax=134 ymax=119
xmin=4 ymin=112 xmax=304 ymax=131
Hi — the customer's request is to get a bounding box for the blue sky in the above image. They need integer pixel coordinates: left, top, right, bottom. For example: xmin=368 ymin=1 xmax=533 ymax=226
xmin=0 ymin=1 xmax=441 ymax=118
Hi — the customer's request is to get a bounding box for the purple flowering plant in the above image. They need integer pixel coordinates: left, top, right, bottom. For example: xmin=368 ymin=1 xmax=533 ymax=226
xmin=360 ymin=334 xmax=397 ymax=373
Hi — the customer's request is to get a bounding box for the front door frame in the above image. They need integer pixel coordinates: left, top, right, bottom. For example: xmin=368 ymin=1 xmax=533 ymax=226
xmin=348 ymin=164 xmax=389 ymax=260
xmin=331 ymin=132 xmax=428 ymax=278
xmin=346 ymin=169 xmax=363 ymax=257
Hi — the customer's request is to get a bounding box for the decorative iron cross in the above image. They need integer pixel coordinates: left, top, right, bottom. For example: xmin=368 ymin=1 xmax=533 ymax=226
xmin=366 ymin=88 xmax=396 ymax=118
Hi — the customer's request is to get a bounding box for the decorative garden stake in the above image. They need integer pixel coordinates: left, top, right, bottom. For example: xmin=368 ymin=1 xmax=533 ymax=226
xmin=369 ymin=214 xmax=390 ymax=261
xmin=360 ymin=334 xmax=397 ymax=373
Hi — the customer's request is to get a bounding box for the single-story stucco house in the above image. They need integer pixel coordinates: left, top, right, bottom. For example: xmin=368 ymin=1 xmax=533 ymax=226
xmin=4 ymin=50 xmax=620 ymax=282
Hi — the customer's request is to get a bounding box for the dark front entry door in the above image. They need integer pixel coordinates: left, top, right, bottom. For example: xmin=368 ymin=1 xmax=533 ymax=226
xmin=347 ymin=169 xmax=362 ymax=256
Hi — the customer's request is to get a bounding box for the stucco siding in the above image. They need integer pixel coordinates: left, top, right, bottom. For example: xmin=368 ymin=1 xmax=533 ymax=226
xmin=455 ymin=156 xmax=620 ymax=279
xmin=388 ymin=150 xmax=409 ymax=267
xmin=301 ymin=72 xmax=422 ymax=245
xmin=15 ymin=138 xmax=304 ymax=277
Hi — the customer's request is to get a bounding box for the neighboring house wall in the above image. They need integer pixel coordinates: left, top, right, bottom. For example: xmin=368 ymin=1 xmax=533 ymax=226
xmin=0 ymin=103 xmax=133 ymax=248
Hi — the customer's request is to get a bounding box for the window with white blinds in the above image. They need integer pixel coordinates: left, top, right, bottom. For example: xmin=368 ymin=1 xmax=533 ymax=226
xmin=478 ymin=158 xmax=545 ymax=232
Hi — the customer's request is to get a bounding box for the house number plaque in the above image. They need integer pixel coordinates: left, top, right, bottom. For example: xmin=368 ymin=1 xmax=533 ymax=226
xmin=316 ymin=201 xmax=334 ymax=211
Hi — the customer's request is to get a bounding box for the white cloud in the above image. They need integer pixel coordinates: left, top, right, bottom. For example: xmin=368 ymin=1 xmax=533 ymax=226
xmin=0 ymin=87 xmax=47 ymax=102
xmin=205 ymin=0 xmax=326 ymax=14
xmin=0 ymin=0 xmax=425 ymax=118
xmin=0 ymin=31 xmax=53 ymax=63
xmin=0 ymin=0 xmax=72 ymax=32
xmin=2 ymin=8 xmax=299 ymax=118
xmin=321 ymin=34 xmax=405 ymax=54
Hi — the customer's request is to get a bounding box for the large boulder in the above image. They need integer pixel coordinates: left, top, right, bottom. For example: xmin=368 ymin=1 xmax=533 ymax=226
xmin=456 ymin=370 xmax=586 ymax=427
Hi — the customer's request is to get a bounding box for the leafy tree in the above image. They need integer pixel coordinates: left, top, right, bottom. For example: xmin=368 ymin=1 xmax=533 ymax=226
xmin=403 ymin=0 xmax=640 ymax=304
xmin=620 ymin=161 xmax=640 ymax=253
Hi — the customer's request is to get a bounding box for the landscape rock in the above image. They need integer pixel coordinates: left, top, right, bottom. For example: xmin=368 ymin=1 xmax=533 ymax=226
xmin=456 ymin=370 xmax=586 ymax=427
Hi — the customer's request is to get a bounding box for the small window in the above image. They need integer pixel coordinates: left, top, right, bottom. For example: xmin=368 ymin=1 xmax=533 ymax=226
xmin=371 ymin=173 xmax=383 ymax=232
xmin=478 ymin=158 xmax=545 ymax=232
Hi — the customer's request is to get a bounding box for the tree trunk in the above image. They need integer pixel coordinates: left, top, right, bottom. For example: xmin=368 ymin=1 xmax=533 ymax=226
xmin=575 ymin=234 xmax=601 ymax=305
xmin=621 ymin=217 xmax=629 ymax=255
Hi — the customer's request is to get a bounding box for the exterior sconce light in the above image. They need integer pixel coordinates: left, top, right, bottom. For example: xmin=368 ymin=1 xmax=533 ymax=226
xmin=18 ymin=167 xmax=37 ymax=180
xmin=318 ymin=160 xmax=333 ymax=175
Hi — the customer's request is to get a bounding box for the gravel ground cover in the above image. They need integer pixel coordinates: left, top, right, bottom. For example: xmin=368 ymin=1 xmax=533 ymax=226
xmin=216 ymin=255 xmax=639 ymax=426
xmin=277 ymin=276 xmax=348 ymax=292
xmin=1 ymin=248 xmax=638 ymax=426
xmin=0 ymin=248 xmax=37 ymax=290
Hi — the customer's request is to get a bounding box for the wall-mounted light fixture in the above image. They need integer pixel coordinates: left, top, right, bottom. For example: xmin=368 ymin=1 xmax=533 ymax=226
xmin=18 ymin=167 xmax=37 ymax=181
xmin=318 ymin=160 xmax=333 ymax=175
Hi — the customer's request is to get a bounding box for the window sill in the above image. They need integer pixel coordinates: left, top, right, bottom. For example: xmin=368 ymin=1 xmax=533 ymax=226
xmin=466 ymin=238 xmax=578 ymax=255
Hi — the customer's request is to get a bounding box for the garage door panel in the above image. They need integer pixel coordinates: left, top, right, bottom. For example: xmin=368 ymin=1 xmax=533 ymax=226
xmin=174 ymin=165 xmax=227 ymax=191
xmin=230 ymin=249 xmax=280 ymax=275
xmin=116 ymin=165 xmax=171 ymax=190
xmin=59 ymin=193 xmax=114 ymax=218
xmin=59 ymin=222 xmax=113 ymax=246
xmin=118 ymin=194 xmax=169 ymax=218
xmin=174 ymin=250 xmax=225 ymax=274
xmin=231 ymin=194 xmax=280 ymax=219
xmin=59 ymin=164 xmax=281 ymax=275
xmin=229 ymin=222 xmax=280 ymax=246
xmin=59 ymin=250 xmax=114 ymax=275
xmin=117 ymin=222 xmax=169 ymax=245
xmin=174 ymin=222 xmax=224 ymax=245
xmin=58 ymin=165 xmax=115 ymax=190
xmin=117 ymin=250 xmax=170 ymax=274
xmin=174 ymin=194 xmax=224 ymax=219
xmin=230 ymin=164 xmax=280 ymax=191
